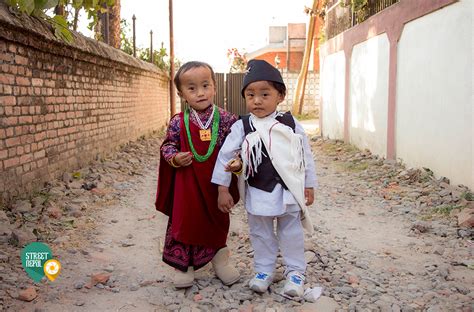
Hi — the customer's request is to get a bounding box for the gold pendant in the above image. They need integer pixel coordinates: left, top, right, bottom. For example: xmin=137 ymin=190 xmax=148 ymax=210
xmin=199 ymin=129 xmax=211 ymax=141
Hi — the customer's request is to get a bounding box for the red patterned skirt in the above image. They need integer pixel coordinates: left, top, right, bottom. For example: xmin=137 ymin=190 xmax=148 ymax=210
xmin=162 ymin=221 xmax=223 ymax=272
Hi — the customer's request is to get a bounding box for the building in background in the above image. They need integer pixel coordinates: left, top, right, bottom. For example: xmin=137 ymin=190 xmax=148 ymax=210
xmin=245 ymin=10 xmax=324 ymax=73
xmin=245 ymin=23 xmax=306 ymax=72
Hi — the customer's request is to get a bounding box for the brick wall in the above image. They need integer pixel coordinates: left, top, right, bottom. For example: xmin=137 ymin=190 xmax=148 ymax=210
xmin=0 ymin=4 xmax=170 ymax=202
xmin=280 ymin=71 xmax=319 ymax=115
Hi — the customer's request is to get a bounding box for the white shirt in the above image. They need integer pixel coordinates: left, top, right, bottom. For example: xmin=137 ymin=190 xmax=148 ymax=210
xmin=211 ymin=112 xmax=317 ymax=216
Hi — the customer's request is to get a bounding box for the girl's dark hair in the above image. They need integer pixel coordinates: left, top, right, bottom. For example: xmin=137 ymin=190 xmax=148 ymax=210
xmin=174 ymin=61 xmax=216 ymax=92
xmin=270 ymin=81 xmax=286 ymax=97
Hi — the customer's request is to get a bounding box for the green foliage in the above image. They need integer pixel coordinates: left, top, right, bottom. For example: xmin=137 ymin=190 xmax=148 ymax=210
xmin=432 ymin=204 xmax=462 ymax=215
xmin=120 ymin=18 xmax=133 ymax=55
xmin=340 ymin=0 xmax=367 ymax=12
xmin=5 ymin=0 xmax=115 ymax=43
xmin=461 ymin=191 xmax=474 ymax=201
xmin=120 ymin=19 xmax=180 ymax=72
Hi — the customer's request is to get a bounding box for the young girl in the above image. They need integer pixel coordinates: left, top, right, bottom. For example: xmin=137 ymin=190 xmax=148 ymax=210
xmin=212 ymin=59 xmax=317 ymax=297
xmin=155 ymin=61 xmax=240 ymax=288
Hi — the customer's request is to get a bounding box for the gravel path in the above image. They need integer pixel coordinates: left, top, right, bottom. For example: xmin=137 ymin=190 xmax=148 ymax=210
xmin=1 ymin=126 xmax=473 ymax=312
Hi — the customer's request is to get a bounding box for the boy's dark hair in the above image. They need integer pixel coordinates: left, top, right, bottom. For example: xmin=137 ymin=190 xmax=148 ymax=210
xmin=269 ymin=81 xmax=286 ymax=97
xmin=174 ymin=61 xmax=216 ymax=92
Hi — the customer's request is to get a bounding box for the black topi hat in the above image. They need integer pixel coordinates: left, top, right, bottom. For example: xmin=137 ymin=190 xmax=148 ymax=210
xmin=241 ymin=59 xmax=285 ymax=97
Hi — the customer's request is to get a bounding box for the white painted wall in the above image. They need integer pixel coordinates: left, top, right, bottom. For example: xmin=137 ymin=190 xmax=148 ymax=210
xmin=320 ymin=51 xmax=345 ymax=139
xmin=396 ymin=0 xmax=473 ymax=189
xmin=350 ymin=34 xmax=389 ymax=157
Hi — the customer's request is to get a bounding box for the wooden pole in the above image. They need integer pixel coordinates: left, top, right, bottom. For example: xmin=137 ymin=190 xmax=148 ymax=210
xmin=292 ymin=0 xmax=318 ymax=115
xmin=169 ymin=0 xmax=176 ymax=117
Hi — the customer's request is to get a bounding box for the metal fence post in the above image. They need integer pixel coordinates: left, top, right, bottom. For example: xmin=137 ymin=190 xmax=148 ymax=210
xmin=132 ymin=14 xmax=136 ymax=57
xmin=150 ymin=30 xmax=154 ymax=63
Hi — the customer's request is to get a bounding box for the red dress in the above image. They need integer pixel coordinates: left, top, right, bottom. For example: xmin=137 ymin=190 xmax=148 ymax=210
xmin=155 ymin=108 xmax=238 ymax=271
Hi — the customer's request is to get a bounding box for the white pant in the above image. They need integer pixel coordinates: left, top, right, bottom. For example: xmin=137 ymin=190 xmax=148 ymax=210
xmin=247 ymin=209 xmax=306 ymax=276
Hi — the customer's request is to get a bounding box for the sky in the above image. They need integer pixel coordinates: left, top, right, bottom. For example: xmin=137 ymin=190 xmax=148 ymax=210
xmin=113 ymin=0 xmax=312 ymax=72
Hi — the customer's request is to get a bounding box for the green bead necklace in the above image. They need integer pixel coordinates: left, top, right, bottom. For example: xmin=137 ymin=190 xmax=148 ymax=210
xmin=184 ymin=105 xmax=220 ymax=162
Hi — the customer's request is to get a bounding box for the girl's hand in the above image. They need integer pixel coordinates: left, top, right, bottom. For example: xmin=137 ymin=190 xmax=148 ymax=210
xmin=217 ymin=186 xmax=234 ymax=213
xmin=173 ymin=152 xmax=193 ymax=167
xmin=305 ymin=188 xmax=314 ymax=206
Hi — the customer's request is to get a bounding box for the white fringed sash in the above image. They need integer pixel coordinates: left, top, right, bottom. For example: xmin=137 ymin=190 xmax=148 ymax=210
xmin=240 ymin=114 xmax=313 ymax=234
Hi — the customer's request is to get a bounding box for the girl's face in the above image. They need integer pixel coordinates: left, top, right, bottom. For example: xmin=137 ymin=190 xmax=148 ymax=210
xmin=177 ymin=66 xmax=216 ymax=111
xmin=243 ymin=81 xmax=284 ymax=118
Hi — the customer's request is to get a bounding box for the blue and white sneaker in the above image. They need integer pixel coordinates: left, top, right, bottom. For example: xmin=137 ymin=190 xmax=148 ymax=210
xmin=283 ymin=271 xmax=305 ymax=297
xmin=249 ymin=272 xmax=273 ymax=293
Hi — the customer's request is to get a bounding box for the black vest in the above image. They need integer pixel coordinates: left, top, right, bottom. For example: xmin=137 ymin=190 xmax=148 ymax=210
xmin=241 ymin=112 xmax=296 ymax=192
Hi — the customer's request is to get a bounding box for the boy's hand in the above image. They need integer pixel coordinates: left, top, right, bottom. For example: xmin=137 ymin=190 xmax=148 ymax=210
xmin=225 ymin=157 xmax=242 ymax=173
xmin=217 ymin=186 xmax=234 ymax=213
xmin=173 ymin=152 xmax=193 ymax=167
xmin=305 ymin=188 xmax=314 ymax=206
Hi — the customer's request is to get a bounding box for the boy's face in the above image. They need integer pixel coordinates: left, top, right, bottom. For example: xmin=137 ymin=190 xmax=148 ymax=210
xmin=178 ymin=66 xmax=216 ymax=111
xmin=243 ymin=81 xmax=284 ymax=118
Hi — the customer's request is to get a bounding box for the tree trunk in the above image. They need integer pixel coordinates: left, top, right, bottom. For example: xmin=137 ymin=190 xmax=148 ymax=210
xmin=109 ymin=0 xmax=121 ymax=49
xmin=72 ymin=7 xmax=80 ymax=31
xmin=291 ymin=0 xmax=319 ymax=115
xmin=54 ymin=5 xmax=65 ymax=17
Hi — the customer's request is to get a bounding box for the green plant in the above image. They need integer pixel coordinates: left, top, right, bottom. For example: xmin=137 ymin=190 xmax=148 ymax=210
xmin=341 ymin=0 xmax=367 ymax=11
xmin=342 ymin=161 xmax=368 ymax=172
xmin=5 ymin=0 xmax=115 ymax=42
xmin=294 ymin=112 xmax=318 ymax=121
xmin=461 ymin=192 xmax=474 ymax=201
xmin=138 ymin=47 xmax=176 ymax=72
xmin=120 ymin=18 xmax=133 ymax=55
xmin=432 ymin=205 xmax=461 ymax=215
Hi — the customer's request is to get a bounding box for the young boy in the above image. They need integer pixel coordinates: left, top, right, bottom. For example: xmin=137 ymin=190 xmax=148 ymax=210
xmin=211 ymin=59 xmax=317 ymax=297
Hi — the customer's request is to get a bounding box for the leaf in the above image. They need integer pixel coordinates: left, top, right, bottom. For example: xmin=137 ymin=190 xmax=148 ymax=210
xmin=72 ymin=0 xmax=83 ymax=9
xmin=34 ymin=0 xmax=57 ymax=10
xmin=19 ymin=0 xmax=35 ymax=14
xmin=51 ymin=15 xmax=74 ymax=42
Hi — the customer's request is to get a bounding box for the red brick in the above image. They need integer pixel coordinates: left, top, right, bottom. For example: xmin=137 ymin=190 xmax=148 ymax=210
xmin=16 ymin=146 xmax=24 ymax=155
xmin=15 ymin=166 xmax=23 ymax=175
xmin=23 ymin=162 xmax=31 ymax=172
xmin=32 ymin=78 xmax=43 ymax=87
xmin=4 ymin=157 xmax=20 ymax=168
xmin=6 ymin=128 xmax=14 ymax=137
xmin=36 ymin=158 xmax=48 ymax=168
xmin=18 ymin=116 xmax=33 ymax=124
xmin=0 ymin=96 xmax=16 ymax=106
xmin=7 ymin=44 xmax=16 ymax=53
xmin=6 ymin=137 xmax=20 ymax=147
xmin=19 ymin=154 xmax=32 ymax=164
xmin=0 ymin=149 xmax=7 ymax=160
xmin=8 ymin=147 xmax=16 ymax=157
xmin=2 ymin=117 xmax=18 ymax=127
xmin=34 ymin=150 xmax=45 ymax=159
xmin=34 ymin=132 xmax=46 ymax=142
xmin=16 ymin=77 xmax=30 ymax=86
xmin=15 ymin=55 xmax=28 ymax=65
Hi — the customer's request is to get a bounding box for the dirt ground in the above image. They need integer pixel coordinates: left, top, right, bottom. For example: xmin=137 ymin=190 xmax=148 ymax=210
xmin=2 ymin=121 xmax=473 ymax=312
